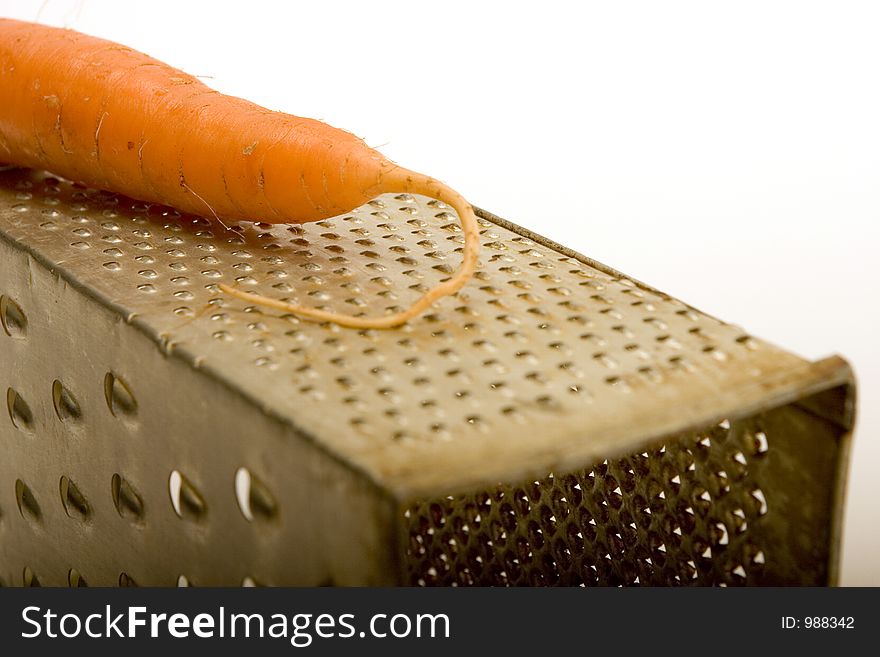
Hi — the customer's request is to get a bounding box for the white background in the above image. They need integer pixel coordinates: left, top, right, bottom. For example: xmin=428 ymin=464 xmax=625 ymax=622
xmin=2 ymin=0 xmax=877 ymax=584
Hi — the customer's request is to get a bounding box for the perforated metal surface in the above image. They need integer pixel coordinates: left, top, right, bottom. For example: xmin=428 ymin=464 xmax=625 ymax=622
xmin=0 ymin=168 xmax=854 ymax=586
xmin=405 ymin=403 xmax=848 ymax=586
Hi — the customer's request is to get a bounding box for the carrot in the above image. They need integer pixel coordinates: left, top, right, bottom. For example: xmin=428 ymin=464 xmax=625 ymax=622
xmin=0 ymin=18 xmax=479 ymax=329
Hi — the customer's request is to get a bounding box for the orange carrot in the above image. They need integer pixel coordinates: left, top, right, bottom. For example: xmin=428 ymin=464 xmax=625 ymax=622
xmin=0 ymin=18 xmax=479 ymax=329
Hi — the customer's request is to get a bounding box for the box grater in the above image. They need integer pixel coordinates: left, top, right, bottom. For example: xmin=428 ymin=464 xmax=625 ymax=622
xmin=0 ymin=167 xmax=854 ymax=586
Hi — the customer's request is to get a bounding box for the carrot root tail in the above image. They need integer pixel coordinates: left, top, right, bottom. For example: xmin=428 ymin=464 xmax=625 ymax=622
xmin=219 ymin=170 xmax=480 ymax=329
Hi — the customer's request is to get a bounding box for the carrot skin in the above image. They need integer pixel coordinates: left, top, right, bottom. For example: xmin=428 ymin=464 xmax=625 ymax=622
xmin=0 ymin=18 xmax=394 ymax=224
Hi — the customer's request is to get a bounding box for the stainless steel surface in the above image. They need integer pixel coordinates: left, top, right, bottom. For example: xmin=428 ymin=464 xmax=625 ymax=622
xmin=0 ymin=168 xmax=854 ymax=586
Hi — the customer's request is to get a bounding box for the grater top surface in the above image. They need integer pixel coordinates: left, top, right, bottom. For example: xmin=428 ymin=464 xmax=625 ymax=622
xmin=0 ymin=168 xmax=823 ymax=499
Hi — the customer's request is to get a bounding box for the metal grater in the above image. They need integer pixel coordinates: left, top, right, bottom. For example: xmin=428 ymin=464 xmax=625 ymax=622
xmin=0 ymin=168 xmax=854 ymax=586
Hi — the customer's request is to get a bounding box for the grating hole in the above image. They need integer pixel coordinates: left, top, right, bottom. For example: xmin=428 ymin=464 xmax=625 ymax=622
xmin=111 ymin=473 xmax=144 ymax=521
xmin=60 ymin=476 xmax=90 ymax=520
xmin=52 ymin=379 xmax=82 ymax=423
xmin=68 ymin=568 xmax=88 ymax=587
xmin=169 ymin=470 xmax=207 ymax=520
xmin=15 ymin=479 xmax=41 ymax=521
xmin=23 ymin=566 xmax=40 ymax=587
xmin=103 ymin=372 xmax=137 ymax=417
xmin=751 ymin=487 xmax=768 ymax=516
xmin=745 ymin=430 xmax=769 ymax=456
xmin=234 ymin=467 xmax=278 ymax=522
xmin=118 ymin=572 xmax=138 ymax=587
xmin=0 ymin=295 xmax=27 ymax=337
xmin=7 ymin=387 xmax=34 ymax=432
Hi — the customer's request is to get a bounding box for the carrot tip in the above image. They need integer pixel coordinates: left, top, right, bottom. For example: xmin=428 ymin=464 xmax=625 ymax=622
xmin=217 ymin=174 xmax=480 ymax=330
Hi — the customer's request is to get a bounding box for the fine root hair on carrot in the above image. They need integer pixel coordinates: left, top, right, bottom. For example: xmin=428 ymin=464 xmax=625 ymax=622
xmin=180 ymin=179 xmax=244 ymax=237
xmin=218 ymin=168 xmax=480 ymax=330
